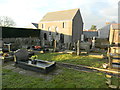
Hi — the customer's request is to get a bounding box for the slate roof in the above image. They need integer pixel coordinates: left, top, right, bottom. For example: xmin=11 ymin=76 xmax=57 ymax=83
xmin=99 ymin=21 xmax=116 ymax=31
xmin=98 ymin=21 xmax=117 ymax=38
xmin=83 ymin=31 xmax=98 ymax=38
xmin=40 ymin=8 xmax=79 ymax=22
xmin=32 ymin=23 xmax=38 ymax=28
xmin=111 ymin=24 xmax=120 ymax=30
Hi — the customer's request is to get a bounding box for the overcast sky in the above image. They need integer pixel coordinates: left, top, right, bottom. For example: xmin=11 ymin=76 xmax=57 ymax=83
xmin=0 ymin=0 xmax=119 ymax=29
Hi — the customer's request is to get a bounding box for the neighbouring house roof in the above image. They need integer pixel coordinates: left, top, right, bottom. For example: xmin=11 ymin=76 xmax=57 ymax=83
xmin=111 ymin=24 xmax=120 ymax=30
xmin=32 ymin=23 xmax=38 ymax=28
xmin=98 ymin=21 xmax=117 ymax=38
xmin=40 ymin=8 xmax=79 ymax=22
xmin=83 ymin=31 xmax=98 ymax=38
xmin=25 ymin=23 xmax=38 ymax=29
xmin=99 ymin=21 xmax=117 ymax=30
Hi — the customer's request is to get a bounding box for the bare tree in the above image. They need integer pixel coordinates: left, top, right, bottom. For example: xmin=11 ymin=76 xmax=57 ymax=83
xmin=0 ymin=16 xmax=16 ymax=27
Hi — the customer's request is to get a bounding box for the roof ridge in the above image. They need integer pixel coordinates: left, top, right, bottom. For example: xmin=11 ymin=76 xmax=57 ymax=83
xmin=40 ymin=8 xmax=80 ymax=22
xmin=47 ymin=8 xmax=79 ymax=13
xmin=111 ymin=23 xmax=120 ymax=25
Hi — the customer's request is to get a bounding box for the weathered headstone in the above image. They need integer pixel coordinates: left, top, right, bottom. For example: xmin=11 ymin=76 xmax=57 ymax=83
xmin=53 ymin=40 xmax=57 ymax=52
xmin=92 ymin=37 xmax=95 ymax=49
xmin=14 ymin=49 xmax=29 ymax=61
xmin=77 ymin=40 xmax=80 ymax=55
xmin=81 ymin=34 xmax=84 ymax=42
xmin=65 ymin=43 xmax=67 ymax=50
xmin=74 ymin=42 xmax=76 ymax=51
xmin=92 ymin=37 xmax=96 ymax=49
xmin=50 ymin=40 xmax=52 ymax=46
xmin=7 ymin=44 xmax=11 ymax=52
xmin=68 ymin=43 xmax=71 ymax=50
xmin=0 ymin=39 xmax=3 ymax=49
xmin=58 ymin=40 xmax=62 ymax=50
xmin=42 ymin=38 xmax=45 ymax=47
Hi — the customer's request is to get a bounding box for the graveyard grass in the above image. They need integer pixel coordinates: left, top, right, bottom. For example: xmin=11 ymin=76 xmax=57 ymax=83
xmin=3 ymin=68 xmax=108 ymax=88
xmin=3 ymin=53 xmax=119 ymax=88
xmin=37 ymin=53 xmax=108 ymax=68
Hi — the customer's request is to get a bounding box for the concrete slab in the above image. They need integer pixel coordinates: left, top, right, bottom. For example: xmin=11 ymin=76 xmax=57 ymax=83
xmin=2 ymin=62 xmax=62 ymax=81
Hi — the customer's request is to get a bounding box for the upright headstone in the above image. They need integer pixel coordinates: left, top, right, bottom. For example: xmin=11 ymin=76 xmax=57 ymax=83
xmin=70 ymin=43 xmax=72 ymax=50
xmin=92 ymin=37 xmax=96 ymax=49
xmin=74 ymin=42 xmax=76 ymax=51
xmin=81 ymin=34 xmax=84 ymax=42
xmin=42 ymin=38 xmax=45 ymax=47
xmin=77 ymin=40 xmax=80 ymax=55
xmin=8 ymin=44 xmax=11 ymax=52
xmin=58 ymin=40 xmax=62 ymax=50
xmin=53 ymin=40 xmax=57 ymax=52
xmin=68 ymin=43 xmax=71 ymax=50
xmin=0 ymin=39 xmax=2 ymax=51
xmin=65 ymin=43 xmax=68 ymax=50
xmin=14 ymin=49 xmax=29 ymax=62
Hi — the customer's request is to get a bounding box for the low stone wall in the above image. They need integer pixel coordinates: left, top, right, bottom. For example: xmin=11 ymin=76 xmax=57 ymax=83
xmin=3 ymin=38 xmax=40 ymax=50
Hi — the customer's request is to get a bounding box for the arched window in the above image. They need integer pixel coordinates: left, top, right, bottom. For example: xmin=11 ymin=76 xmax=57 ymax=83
xmin=60 ymin=34 xmax=64 ymax=43
xmin=44 ymin=33 xmax=47 ymax=40
xmin=42 ymin=24 xmax=44 ymax=28
xmin=63 ymin=22 xmax=65 ymax=28
xmin=42 ymin=24 xmax=45 ymax=29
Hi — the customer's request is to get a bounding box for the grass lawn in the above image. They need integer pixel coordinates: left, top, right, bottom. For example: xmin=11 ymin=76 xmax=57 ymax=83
xmin=3 ymin=53 xmax=119 ymax=88
xmin=3 ymin=67 xmax=109 ymax=88
xmin=37 ymin=53 xmax=108 ymax=68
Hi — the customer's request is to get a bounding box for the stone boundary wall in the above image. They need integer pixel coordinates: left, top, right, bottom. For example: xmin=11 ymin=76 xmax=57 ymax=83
xmin=3 ymin=37 xmax=40 ymax=50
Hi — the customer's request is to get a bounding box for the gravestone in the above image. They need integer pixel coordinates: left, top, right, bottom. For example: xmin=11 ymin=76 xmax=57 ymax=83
xmin=77 ymin=40 xmax=80 ymax=55
xmin=0 ymin=39 xmax=3 ymax=49
xmin=68 ymin=43 xmax=71 ymax=50
xmin=58 ymin=40 xmax=62 ymax=50
xmin=74 ymin=42 xmax=76 ymax=51
xmin=92 ymin=37 xmax=96 ymax=49
xmin=42 ymin=38 xmax=45 ymax=47
xmin=81 ymin=34 xmax=84 ymax=42
xmin=14 ymin=49 xmax=29 ymax=61
xmin=53 ymin=40 xmax=57 ymax=52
